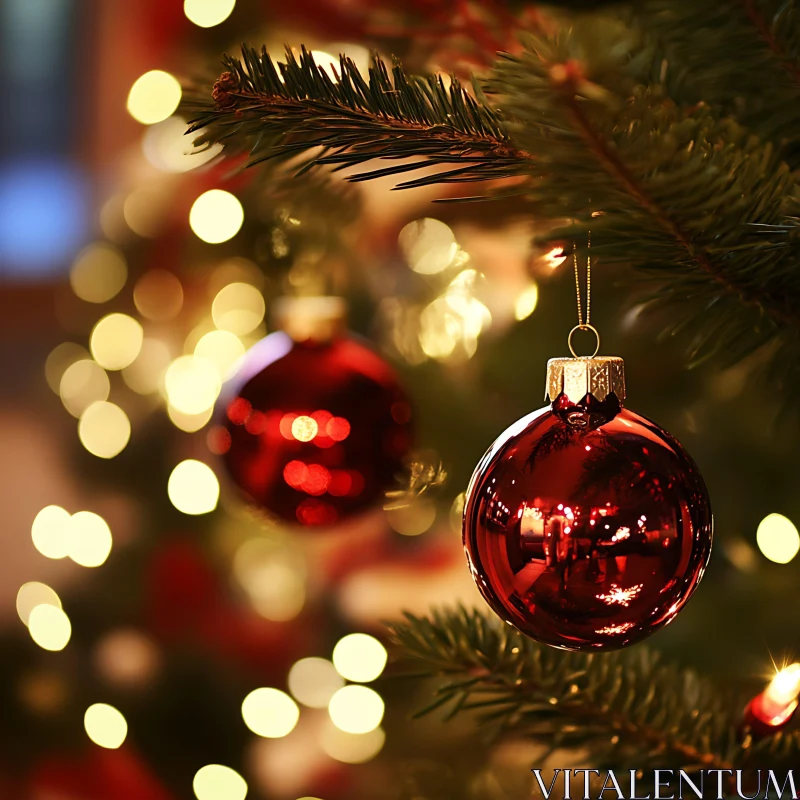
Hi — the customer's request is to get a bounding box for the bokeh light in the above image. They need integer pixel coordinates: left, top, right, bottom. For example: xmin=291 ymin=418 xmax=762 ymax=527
xmin=291 ymin=415 xmax=318 ymax=442
xmin=756 ymin=513 xmax=800 ymax=564
xmin=233 ymin=539 xmax=306 ymax=622
xmin=398 ymin=218 xmax=459 ymax=274
xmin=288 ymin=658 xmax=344 ymax=708
xmin=189 ymin=190 xmax=244 ymax=244
xmin=514 ymin=282 xmax=539 ymax=321
xmin=31 ymin=505 xmax=71 ymax=559
xmin=328 ymin=685 xmax=384 ymax=734
xmin=67 ymin=511 xmax=113 ymax=568
xmin=16 ymin=582 xmax=62 ymax=626
xmin=90 ymin=313 xmax=144 ymax=370
xmin=193 ymin=765 xmax=248 ymax=800
xmin=142 ymin=116 xmax=223 ymax=172
xmin=123 ymin=187 xmax=165 ymax=238
xmin=211 ymin=282 xmax=265 ymax=335
xmin=332 ymin=634 xmax=388 ymax=683
xmin=95 ymin=629 xmax=161 ymax=688
xmin=122 ymin=338 xmax=172 ymax=395
xmin=184 ymin=0 xmax=236 ymax=27
xmin=168 ymin=460 xmax=220 ymax=515
xmin=241 ymin=688 xmax=300 ymax=738
xmin=320 ymin=723 xmax=386 ymax=764
xmin=127 ymin=70 xmax=182 ymax=125
xmin=84 ymin=703 xmax=128 ymax=749
xmin=70 ymin=242 xmax=127 ymax=303
xmin=28 ymin=605 xmax=72 ymax=651
xmin=60 ymin=359 xmax=110 ymax=417
xmin=78 ymin=401 xmax=131 ymax=459
xmin=195 ymin=330 xmax=246 ymax=378
xmin=45 ymin=342 xmax=89 ymax=394
xmin=168 ymin=404 xmax=214 ymax=433
xmin=164 ymin=355 xmax=222 ymax=415
xmin=386 ymin=499 xmax=437 ymax=537
xmin=134 ymin=269 xmax=184 ymax=321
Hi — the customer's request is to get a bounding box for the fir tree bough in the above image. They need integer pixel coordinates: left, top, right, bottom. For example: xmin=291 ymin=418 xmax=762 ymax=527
xmin=186 ymin=2 xmax=800 ymax=386
xmin=387 ymin=607 xmax=800 ymax=778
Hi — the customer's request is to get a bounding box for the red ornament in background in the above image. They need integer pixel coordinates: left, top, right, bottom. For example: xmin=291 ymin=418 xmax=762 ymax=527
xmin=463 ymin=355 xmax=713 ymax=652
xmin=213 ymin=298 xmax=413 ymax=528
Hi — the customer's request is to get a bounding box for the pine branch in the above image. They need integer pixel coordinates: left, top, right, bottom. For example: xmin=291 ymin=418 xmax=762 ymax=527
xmin=387 ymin=608 xmax=800 ymax=774
xmin=640 ymin=0 xmax=800 ymax=167
xmin=185 ymin=45 xmax=531 ymax=191
xmin=486 ymin=24 xmax=800 ymax=368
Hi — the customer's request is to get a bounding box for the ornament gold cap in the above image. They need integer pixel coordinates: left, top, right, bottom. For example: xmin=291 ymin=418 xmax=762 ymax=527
xmin=272 ymin=295 xmax=347 ymax=342
xmin=545 ymin=356 xmax=626 ymax=404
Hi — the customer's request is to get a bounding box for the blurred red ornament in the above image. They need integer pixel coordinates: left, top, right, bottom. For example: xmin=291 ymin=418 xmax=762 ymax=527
xmin=31 ymin=747 xmax=173 ymax=800
xmin=463 ymin=356 xmax=712 ymax=652
xmin=214 ymin=310 xmax=413 ymax=528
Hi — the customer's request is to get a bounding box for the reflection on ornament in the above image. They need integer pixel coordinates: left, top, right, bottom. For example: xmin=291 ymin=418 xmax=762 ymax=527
xmin=216 ymin=329 xmax=412 ymax=527
xmin=463 ymin=356 xmax=712 ymax=651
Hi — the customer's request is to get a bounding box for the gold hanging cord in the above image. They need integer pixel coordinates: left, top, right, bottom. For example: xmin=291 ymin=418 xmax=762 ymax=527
xmin=568 ymin=233 xmax=600 ymax=358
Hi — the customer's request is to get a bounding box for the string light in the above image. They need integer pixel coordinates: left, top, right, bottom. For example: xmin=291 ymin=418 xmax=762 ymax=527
xmin=746 ymin=663 xmax=800 ymax=733
xmin=288 ymin=658 xmax=344 ymax=708
xmin=328 ymin=685 xmax=384 ymax=734
xmin=28 ymin=605 xmax=72 ymax=651
xmin=189 ymin=190 xmax=244 ymax=244
xmin=241 ymin=688 xmax=300 ymax=738
xmin=84 ymin=703 xmax=128 ymax=749
xmin=127 ymin=70 xmax=182 ymax=125
xmin=184 ymin=0 xmax=236 ymax=27
xmin=78 ymin=401 xmax=131 ymax=459
xmin=193 ymin=765 xmax=248 ymax=800
xmin=16 ymin=582 xmax=62 ymax=626
xmin=90 ymin=313 xmax=144 ymax=370
xmin=168 ymin=460 xmax=220 ymax=515
xmin=332 ymin=634 xmax=388 ymax=683
xmin=756 ymin=513 xmax=800 ymax=564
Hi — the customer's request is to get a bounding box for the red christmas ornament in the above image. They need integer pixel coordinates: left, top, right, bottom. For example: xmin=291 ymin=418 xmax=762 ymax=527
xmin=463 ymin=355 xmax=713 ymax=651
xmin=213 ymin=298 xmax=413 ymax=528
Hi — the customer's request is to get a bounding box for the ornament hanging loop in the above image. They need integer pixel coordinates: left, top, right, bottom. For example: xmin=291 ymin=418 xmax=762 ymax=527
xmin=570 ymin=233 xmax=598 ymax=357
xmin=568 ymin=323 xmax=600 ymax=358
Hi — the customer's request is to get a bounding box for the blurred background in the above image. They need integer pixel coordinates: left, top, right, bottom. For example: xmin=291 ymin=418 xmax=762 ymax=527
xmin=0 ymin=1 xmax=798 ymax=799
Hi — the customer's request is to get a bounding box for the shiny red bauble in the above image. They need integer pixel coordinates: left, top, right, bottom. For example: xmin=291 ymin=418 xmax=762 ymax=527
xmin=463 ymin=395 xmax=713 ymax=651
xmin=213 ymin=331 xmax=413 ymax=528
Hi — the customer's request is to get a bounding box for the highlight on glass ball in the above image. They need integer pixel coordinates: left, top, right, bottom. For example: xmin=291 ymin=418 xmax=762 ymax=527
xmin=211 ymin=301 xmax=413 ymax=528
xmin=463 ymin=355 xmax=713 ymax=652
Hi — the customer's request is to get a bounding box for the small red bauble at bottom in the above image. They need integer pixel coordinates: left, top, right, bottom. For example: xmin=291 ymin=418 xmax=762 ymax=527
xmin=463 ymin=396 xmax=713 ymax=652
xmin=213 ymin=331 xmax=413 ymax=528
